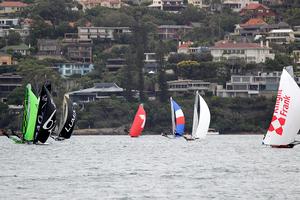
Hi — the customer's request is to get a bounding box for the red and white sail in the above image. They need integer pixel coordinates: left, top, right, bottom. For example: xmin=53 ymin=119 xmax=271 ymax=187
xmin=263 ymin=69 xmax=300 ymax=145
xmin=129 ymin=104 xmax=146 ymax=137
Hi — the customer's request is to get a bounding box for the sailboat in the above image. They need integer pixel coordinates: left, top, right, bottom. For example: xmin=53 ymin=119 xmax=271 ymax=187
xmin=33 ymin=82 xmax=57 ymax=144
xmin=129 ymin=104 xmax=146 ymax=137
xmin=263 ymin=68 xmax=300 ymax=148
xmin=4 ymin=84 xmax=39 ymax=144
xmin=191 ymin=91 xmax=211 ymax=140
xmin=22 ymin=84 xmax=39 ymax=143
xmin=183 ymin=91 xmax=211 ymax=141
xmin=169 ymin=97 xmax=185 ymax=137
xmin=53 ymin=94 xmax=76 ymax=140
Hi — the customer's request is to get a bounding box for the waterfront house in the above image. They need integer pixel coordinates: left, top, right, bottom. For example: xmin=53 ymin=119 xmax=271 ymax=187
xmin=233 ymin=18 xmax=267 ymax=41
xmin=0 ymin=53 xmax=12 ymax=65
xmin=36 ymin=39 xmax=63 ymax=60
xmin=266 ymin=29 xmax=295 ymax=44
xmin=158 ymin=25 xmax=192 ymax=40
xmin=0 ymin=1 xmax=29 ymax=14
xmin=240 ymin=3 xmax=276 ymax=21
xmin=210 ymin=40 xmax=274 ymax=63
xmin=1 ymin=44 xmax=30 ymax=56
xmin=217 ymin=71 xmax=284 ymax=98
xmin=76 ymin=0 xmax=121 ymax=10
xmin=0 ymin=73 xmax=22 ymax=102
xmin=0 ymin=18 xmax=19 ymax=29
xmin=78 ymin=26 xmax=131 ymax=41
xmin=53 ymin=62 xmax=94 ymax=77
xmin=62 ymin=33 xmax=93 ymax=63
xmin=167 ymin=79 xmax=217 ymax=95
xmin=177 ymin=41 xmax=209 ymax=54
xmin=68 ymin=83 xmax=128 ymax=103
xmin=222 ymin=0 xmax=258 ymax=12
xmin=149 ymin=0 xmax=186 ymax=13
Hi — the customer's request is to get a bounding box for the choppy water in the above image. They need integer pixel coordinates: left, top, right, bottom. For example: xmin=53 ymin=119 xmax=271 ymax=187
xmin=0 ymin=135 xmax=299 ymax=200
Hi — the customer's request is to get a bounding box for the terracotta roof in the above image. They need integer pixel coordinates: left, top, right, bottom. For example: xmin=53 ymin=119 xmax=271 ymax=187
xmin=211 ymin=42 xmax=269 ymax=49
xmin=178 ymin=41 xmax=193 ymax=49
xmin=242 ymin=3 xmax=269 ymax=10
xmin=0 ymin=1 xmax=29 ymax=7
xmin=241 ymin=18 xmax=267 ymax=27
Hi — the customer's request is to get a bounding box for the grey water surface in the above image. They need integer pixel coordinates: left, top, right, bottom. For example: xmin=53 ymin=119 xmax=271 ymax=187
xmin=0 ymin=135 xmax=299 ymax=200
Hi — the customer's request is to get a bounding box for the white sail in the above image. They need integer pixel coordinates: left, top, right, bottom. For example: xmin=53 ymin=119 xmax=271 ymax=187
xmin=191 ymin=91 xmax=199 ymax=137
xmin=193 ymin=93 xmax=211 ymax=139
xmin=263 ymin=69 xmax=300 ymax=145
xmin=284 ymin=66 xmax=294 ymax=78
xmin=170 ymin=97 xmax=175 ymax=135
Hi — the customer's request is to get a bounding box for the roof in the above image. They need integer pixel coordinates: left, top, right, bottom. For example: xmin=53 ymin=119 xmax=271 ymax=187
xmin=159 ymin=25 xmax=192 ymax=29
xmin=241 ymin=3 xmax=269 ymax=10
xmin=241 ymin=18 xmax=267 ymax=27
xmin=0 ymin=1 xmax=29 ymax=7
xmin=178 ymin=41 xmax=193 ymax=49
xmin=1 ymin=43 xmax=29 ymax=51
xmin=69 ymin=83 xmax=123 ymax=95
xmin=210 ymin=42 xmax=270 ymax=49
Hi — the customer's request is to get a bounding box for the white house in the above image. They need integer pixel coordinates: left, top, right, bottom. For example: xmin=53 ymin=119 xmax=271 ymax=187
xmin=210 ymin=41 xmax=274 ymax=63
xmin=222 ymin=0 xmax=258 ymax=12
xmin=53 ymin=63 xmax=94 ymax=77
xmin=266 ymin=29 xmax=295 ymax=44
xmin=78 ymin=26 xmax=131 ymax=41
xmin=217 ymin=71 xmax=283 ymax=98
xmin=167 ymin=79 xmax=217 ymax=95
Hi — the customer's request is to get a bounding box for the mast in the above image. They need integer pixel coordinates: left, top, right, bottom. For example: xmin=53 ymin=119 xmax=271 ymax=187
xmin=170 ymin=97 xmax=175 ymax=135
xmin=192 ymin=91 xmax=199 ymax=137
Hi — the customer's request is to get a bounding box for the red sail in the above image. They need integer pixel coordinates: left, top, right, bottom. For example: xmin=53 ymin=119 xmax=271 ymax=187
xmin=129 ymin=104 xmax=146 ymax=137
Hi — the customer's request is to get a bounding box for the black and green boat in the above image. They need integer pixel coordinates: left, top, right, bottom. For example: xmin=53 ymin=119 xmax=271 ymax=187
xmin=33 ymin=82 xmax=57 ymax=144
xmin=6 ymin=82 xmax=56 ymax=144
xmin=8 ymin=84 xmax=39 ymax=143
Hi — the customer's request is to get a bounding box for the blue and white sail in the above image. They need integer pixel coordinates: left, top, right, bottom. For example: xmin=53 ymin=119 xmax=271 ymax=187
xmin=170 ymin=97 xmax=185 ymax=137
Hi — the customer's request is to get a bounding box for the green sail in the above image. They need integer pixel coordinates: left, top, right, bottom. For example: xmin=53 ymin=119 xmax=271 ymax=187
xmin=22 ymin=84 xmax=39 ymax=142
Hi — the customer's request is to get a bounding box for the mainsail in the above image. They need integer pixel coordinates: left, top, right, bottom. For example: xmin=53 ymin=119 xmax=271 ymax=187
xmin=191 ymin=91 xmax=211 ymax=139
xmin=170 ymin=97 xmax=185 ymax=137
xmin=22 ymin=84 xmax=39 ymax=142
xmin=34 ymin=82 xmax=57 ymax=144
xmin=57 ymin=94 xmax=76 ymax=139
xmin=263 ymin=69 xmax=300 ymax=145
xmin=129 ymin=104 xmax=146 ymax=137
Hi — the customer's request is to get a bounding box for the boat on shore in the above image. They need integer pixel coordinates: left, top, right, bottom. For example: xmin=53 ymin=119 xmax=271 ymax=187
xmin=207 ymin=128 xmax=219 ymax=135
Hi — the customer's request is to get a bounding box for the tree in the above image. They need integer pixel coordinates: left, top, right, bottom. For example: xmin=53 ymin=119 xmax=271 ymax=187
xmin=131 ymin=9 xmax=148 ymax=101
xmin=6 ymin=31 xmax=22 ymax=46
xmin=156 ymin=40 xmax=169 ymax=102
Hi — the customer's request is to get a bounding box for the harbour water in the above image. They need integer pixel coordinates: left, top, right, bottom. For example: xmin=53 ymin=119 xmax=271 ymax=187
xmin=0 ymin=135 xmax=299 ymax=200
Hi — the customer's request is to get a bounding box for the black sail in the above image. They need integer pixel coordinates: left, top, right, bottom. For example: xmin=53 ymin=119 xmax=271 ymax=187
xmin=34 ymin=83 xmax=57 ymax=143
xmin=58 ymin=95 xmax=76 ymax=139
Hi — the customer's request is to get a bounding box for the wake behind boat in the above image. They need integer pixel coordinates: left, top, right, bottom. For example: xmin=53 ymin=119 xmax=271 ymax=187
xmin=263 ymin=68 xmax=300 ymax=148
